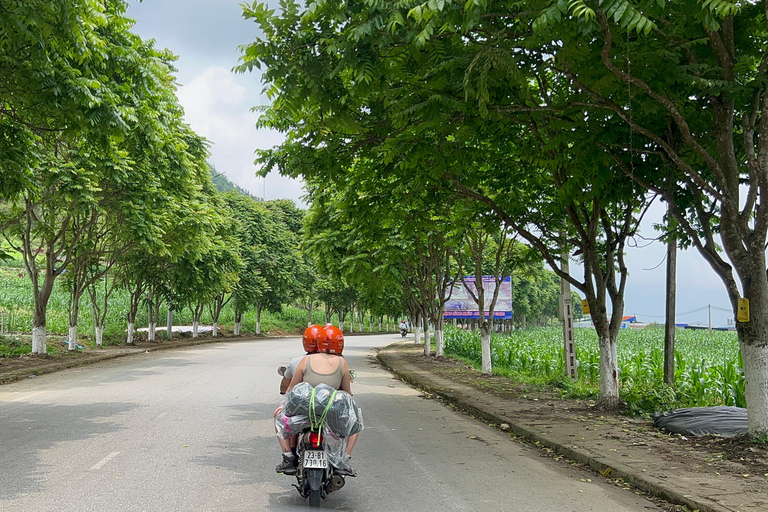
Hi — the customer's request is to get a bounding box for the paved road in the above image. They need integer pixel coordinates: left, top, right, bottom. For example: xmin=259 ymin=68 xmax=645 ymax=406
xmin=0 ymin=334 xmax=663 ymax=511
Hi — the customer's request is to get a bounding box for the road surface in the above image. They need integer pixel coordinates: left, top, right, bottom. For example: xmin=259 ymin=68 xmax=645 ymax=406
xmin=0 ymin=334 xmax=662 ymax=511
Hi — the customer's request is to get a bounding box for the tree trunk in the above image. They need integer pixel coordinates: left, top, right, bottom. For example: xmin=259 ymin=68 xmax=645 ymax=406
xmin=68 ymin=296 xmax=80 ymax=351
xmin=68 ymin=325 xmax=78 ymax=351
xmin=167 ymin=308 xmax=173 ymax=340
xmin=481 ymin=321 xmax=492 ymax=375
xmin=741 ymin=340 xmax=768 ymax=434
xmin=256 ymin=307 xmax=262 ymax=335
xmin=32 ymin=324 xmax=46 ymax=355
xmin=413 ymin=324 xmax=422 ymax=345
xmin=423 ymin=316 xmax=431 ymax=356
xmin=30 ymin=272 xmax=55 ymax=355
xmin=126 ymin=286 xmax=142 ymax=345
xmin=193 ymin=319 xmax=199 ymax=338
xmin=435 ymin=323 xmax=445 ymax=358
xmin=234 ymin=310 xmax=242 ymax=336
xmin=597 ymin=333 xmax=620 ymax=408
xmin=95 ymin=326 xmax=103 ymax=348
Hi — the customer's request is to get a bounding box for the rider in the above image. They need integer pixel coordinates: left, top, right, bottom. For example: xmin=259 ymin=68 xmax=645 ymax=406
xmin=276 ymin=325 xmax=359 ymax=476
xmin=400 ymin=319 xmax=407 ymax=332
xmin=278 ymin=324 xmax=322 ymax=394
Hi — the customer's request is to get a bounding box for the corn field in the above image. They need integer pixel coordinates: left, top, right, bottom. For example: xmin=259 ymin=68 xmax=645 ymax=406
xmin=444 ymin=326 xmax=744 ymax=414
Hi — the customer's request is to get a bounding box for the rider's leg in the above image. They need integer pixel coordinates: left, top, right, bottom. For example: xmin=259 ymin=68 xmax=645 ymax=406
xmin=345 ymin=433 xmax=359 ymax=455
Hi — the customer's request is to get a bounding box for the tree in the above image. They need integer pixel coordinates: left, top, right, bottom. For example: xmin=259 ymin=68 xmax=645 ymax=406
xmin=536 ymin=0 xmax=768 ymax=434
xmin=238 ymin=0 xmax=651 ymax=407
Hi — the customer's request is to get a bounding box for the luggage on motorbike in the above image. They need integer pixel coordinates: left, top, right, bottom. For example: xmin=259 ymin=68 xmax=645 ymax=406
xmin=275 ymin=411 xmax=310 ymax=439
xmin=282 ymin=382 xmax=364 ymax=437
xmin=324 ymin=390 xmax=364 ymax=437
xmin=284 ymin=382 xmax=313 ymax=416
xmin=322 ymin=426 xmax=353 ymax=470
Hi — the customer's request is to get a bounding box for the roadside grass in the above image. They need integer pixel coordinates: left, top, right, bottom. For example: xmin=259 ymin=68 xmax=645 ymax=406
xmin=0 ymin=259 xmax=392 ymax=355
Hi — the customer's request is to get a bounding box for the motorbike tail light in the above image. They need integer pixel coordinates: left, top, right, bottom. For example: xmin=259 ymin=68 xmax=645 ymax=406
xmin=308 ymin=431 xmax=323 ymax=448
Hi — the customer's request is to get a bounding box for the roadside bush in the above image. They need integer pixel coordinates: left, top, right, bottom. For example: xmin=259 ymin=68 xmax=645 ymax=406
xmin=0 ymin=335 xmax=31 ymax=357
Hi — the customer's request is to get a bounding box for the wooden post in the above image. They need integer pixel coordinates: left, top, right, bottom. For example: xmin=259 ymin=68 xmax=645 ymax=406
xmin=560 ymin=256 xmax=578 ymax=380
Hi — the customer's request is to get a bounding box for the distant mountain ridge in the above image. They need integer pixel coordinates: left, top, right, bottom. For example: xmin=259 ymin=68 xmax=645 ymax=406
xmin=209 ymin=166 xmax=260 ymax=200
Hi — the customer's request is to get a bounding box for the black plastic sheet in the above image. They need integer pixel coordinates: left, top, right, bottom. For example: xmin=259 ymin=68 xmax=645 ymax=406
xmin=652 ymin=406 xmax=748 ymax=436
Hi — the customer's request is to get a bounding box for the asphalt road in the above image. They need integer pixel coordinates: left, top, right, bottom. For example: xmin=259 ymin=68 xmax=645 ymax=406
xmin=0 ymin=334 xmax=663 ymax=511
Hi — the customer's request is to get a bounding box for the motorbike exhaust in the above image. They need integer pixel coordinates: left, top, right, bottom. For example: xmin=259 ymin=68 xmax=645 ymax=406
xmin=325 ymin=474 xmax=345 ymax=493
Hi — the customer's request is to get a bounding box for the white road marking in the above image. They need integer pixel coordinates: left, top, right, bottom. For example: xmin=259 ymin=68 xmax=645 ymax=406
xmin=154 ymin=412 xmax=168 ymax=420
xmin=8 ymin=392 xmax=43 ymax=402
xmin=90 ymin=452 xmax=120 ymax=471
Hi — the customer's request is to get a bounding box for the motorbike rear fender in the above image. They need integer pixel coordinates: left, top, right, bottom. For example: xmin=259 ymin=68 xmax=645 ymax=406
xmin=307 ymin=468 xmax=324 ymax=491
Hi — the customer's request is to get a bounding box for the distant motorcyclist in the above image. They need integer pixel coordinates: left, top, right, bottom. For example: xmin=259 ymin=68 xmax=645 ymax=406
xmin=400 ymin=319 xmax=408 ymax=337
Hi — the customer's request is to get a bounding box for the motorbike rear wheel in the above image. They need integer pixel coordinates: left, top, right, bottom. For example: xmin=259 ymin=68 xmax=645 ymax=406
xmin=308 ymin=489 xmax=321 ymax=507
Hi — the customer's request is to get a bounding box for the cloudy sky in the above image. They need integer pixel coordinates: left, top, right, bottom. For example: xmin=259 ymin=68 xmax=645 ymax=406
xmin=126 ymin=0 xmax=734 ymax=327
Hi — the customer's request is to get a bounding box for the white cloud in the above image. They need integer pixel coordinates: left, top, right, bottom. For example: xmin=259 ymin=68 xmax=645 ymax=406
xmin=175 ymin=67 xmax=306 ymax=204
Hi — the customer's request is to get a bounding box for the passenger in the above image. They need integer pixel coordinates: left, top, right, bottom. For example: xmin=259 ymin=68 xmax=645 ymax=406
xmin=275 ymin=325 xmax=359 ymax=476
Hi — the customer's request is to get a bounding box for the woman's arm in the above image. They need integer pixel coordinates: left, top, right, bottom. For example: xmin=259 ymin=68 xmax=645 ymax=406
xmin=339 ymin=358 xmax=352 ymax=394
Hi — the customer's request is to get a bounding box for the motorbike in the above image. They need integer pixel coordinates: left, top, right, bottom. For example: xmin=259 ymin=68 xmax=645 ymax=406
xmin=400 ymin=326 xmax=407 ymax=337
xmin=293 ymin=427 xmax=347 ymax=507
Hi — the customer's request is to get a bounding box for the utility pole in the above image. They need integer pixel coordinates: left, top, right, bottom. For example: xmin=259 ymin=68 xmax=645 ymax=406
xmin=664 ymin=207 xmax=677 ymax=385
xmin=560 ymin=253 xmax=578 ymax=380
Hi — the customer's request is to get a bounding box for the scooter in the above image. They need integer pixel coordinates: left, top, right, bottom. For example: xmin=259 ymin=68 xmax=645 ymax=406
xmin=400 ymin=326 xmax=407 ymax=337
xmin=293 ymin=427 xmax=346 ymax=507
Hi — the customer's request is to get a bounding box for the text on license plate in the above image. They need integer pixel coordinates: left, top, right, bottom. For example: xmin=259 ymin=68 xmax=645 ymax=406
xmin=303 ymin=450 xmax=328 ymax=469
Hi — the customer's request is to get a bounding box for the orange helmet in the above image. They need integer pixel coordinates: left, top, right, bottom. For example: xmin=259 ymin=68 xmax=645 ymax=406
xmin=319 ymin=325 xmax=344 ymax=354
xmin=302 ymin=324 xmax=324 ymax=353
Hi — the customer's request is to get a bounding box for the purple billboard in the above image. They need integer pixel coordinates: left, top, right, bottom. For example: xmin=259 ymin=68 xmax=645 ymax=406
xmin=444 ymin=276 xmax=513 ymax=319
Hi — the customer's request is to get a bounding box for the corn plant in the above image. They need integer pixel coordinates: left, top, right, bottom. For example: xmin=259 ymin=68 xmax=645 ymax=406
xmin=444 ymin=325 xmax=744 ymax=413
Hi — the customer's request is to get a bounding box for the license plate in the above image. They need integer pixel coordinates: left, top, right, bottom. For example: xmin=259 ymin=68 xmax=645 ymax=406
xmin=303 ymin=450 xmax=328 ymax=469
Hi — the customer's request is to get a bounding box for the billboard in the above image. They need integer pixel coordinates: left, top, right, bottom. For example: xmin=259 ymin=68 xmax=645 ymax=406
xmin=444 ymin=276 xmax=513 ymax=319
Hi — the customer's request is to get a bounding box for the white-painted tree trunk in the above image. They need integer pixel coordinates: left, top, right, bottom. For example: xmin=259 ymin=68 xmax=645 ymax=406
xmin=414 ymin=325 xmax=422 ymax=345
xmin=423 ymin=325 xmax=431 ymax=356
xmin=193 ymin=320 xmax=199 ymax=338
xmin=167 ymin=310 xmax=173 ymax=340
xmin=149 ymin=322 xmax=156 ymax=342
xmin=435 ymin=326 xmax=445 ymax=357
xmin=95 ymin=326 xmax=103 ymax=348
xmin=598 ymin=334 xmax=620 ymax=406
xmin=481 ymin=329 xmax=492 ymax=375
xmin=234 ymin=321 xmax=241 ymax=336
xmin=68 ymin=325 xmax=77 ymax=351
xmin=212 ymin=321 xmax=218 ymax=337
xmin=742 ymin=342 xmax=768 ymax=434
xmin=32 ymin=325 xmax=46 ymax=354
xmin=127 ymin=322 xmax=135 ymax=345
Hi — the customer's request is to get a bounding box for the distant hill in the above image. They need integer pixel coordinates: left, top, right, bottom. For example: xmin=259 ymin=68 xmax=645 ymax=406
xmin=209 ymin=165 xmax=260 ymax=200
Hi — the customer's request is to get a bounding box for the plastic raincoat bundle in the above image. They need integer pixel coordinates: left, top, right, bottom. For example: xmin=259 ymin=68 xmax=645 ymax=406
xmin=276 ymin=382 xmax=364 ymax=439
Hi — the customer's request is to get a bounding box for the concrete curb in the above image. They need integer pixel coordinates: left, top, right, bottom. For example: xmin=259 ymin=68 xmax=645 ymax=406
xmin=378 ymin=345 xmax=732 ymax=512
